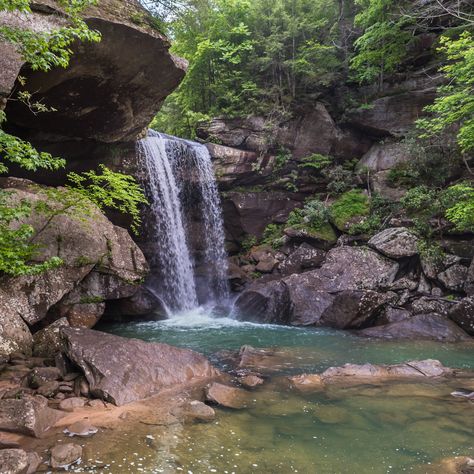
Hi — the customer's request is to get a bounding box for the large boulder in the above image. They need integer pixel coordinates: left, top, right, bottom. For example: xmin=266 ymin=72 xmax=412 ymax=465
xmin=449 ymin=298 xmax=474 ymax=336
xmin=233 ymin=280 xmax=292 ymax=324
xmin=279 ymin=243 xmax=326 ymax=276
xmin=358 ymin=313 xmax=471 ymax=342
xmin=437 ymin=264 xmax=469 ymax=292
xmin=0 ymin=294 xmax=33 ymax=358
xmin=318 ymin=290 xmax=392 ymax=329
xmin=368 ymin=227 xmax=419 ymax=259
xmin=0 ymin=179 xmax=148 ymax=328
xmin=61 ymin=328 xmax=219 ymax=405
xmin=284 ymin=246 xmax=398 ymax=326
xmin=344 ymin=90 xmax=437 ymax=137
xmin=2 ymin=0 xmax=186 ymax=143
xmin=0 ymin=397 xmax=65 ymax=437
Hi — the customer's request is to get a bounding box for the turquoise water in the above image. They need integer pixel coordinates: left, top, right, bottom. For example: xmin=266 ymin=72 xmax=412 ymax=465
xmin=101 ymin=309 xmax=474 ymax=373
xmin=94 ymin=308 xmax=474 ymax=474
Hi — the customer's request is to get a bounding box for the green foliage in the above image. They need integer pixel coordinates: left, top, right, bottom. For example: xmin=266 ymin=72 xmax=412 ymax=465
xmin=350 ymin=0 xmax=412 ymax=85
xmin=261 ymin=223 xmax=285 ymax=249
xmin=322 ymin=164 xmax=355 ymax=195
xmin=241 ymin=234 xmax=257 ymax=252
xmin=417 ymin=240 xmax=445 ymax=266
xmin=79 ymin=295 xmax=105 ymax=304
xmin=154 ymin=0 xmax=342 ymax=137
xmin=286 ymin=198 xmax=336 ymax=242
xmin=349 ymin=193 xmax=394 ymax=236
xmin=67 ymin=165 xmax=148 ymax=235
xmin=274 ymin=147 xmax=291 ymax=171
xmin=417 ymin=32 xmax=474 ymax=156
xmin=0 ymin=0 xmax=101 ymax=72
xmin=442 ymin=183 xmax=474 ymax=232
xmin=330 ymin=189 xmax=370 ymax=230
xmin=0 ymin=191 xmax=63 ymax=276
xmin=298 ymin=153 xmax=333 ymax=171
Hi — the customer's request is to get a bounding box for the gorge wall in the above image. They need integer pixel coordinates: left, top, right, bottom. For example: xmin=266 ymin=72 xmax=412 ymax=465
xmin=0 ymin=0 xmax=187 ymax=357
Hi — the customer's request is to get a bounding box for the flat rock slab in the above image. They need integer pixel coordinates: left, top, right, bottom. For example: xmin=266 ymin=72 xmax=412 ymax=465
xmin=62 ymin=328 xmax=219 ymax=406
xmin=290 ymin=359 xmax=458 ymax=391
xmin=0 ymin=397 xmax=65 ymax=437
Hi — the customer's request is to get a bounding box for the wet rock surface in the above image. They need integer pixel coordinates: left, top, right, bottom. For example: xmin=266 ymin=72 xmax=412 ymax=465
xmin=205 ymin=383 xmax=248 ymax=409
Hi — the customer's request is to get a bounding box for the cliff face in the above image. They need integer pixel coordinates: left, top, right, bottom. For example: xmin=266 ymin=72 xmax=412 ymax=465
xmin=0 ymin=0 xmax=186 ymax=357
xmin=2 ymin=0 xmax=186 ymax=144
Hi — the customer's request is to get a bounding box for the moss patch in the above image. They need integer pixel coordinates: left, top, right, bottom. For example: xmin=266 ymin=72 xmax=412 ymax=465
xmin=330 ymin=190 xmax=370 ymax=231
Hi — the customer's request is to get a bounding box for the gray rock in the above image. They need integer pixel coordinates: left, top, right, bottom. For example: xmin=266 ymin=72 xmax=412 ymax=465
xmin=279 ymin=243 xmax=325 ymax=276
xmin=233 ymin=280 xmax=292 ymax=324
xmin=33 ymin=317 xmax=69 ymax=358
xmin=357 ymin=141 xmax=409 ymax=172
xmin=27 ymin=367 xmax=61 ymax=388
xmin=0 ymin=297 xmax=33 ymax=358
xmin=368 ymin=227 xmax=419 ymax=259
xmin=318 ymin=290 xmax=392 ymax=329
xmin=438 ymin=264 xmax=469 ymax=292
xmin=0 ymin=397 xmax=65 ymax=437
xmin=345 ymin=90 xmax=436 ymax=137
xmin=284 ymin=246 xmax=398 ymax=325
xmin=411 ymin=296 xmax=453 ymax=316
xmin=62 ymin=327 xmax=218 ymax=406
xmin=63 ymin=421 xmax=98 ymax=438
xmin=50 ymin=443 xmax=82 ymax=469
xmin=358 ymin=313 xmax=471 ymax=342
xmin=0 ymin=449 xmax=29 ymax=474
xmin=466 ymin=259 xmax=474 ymax=296
xmin=290 ymin=359 xmax=455 ymax=390
xmin=449 ymin=297 xmax=474 ymax=336
xmin=376 ymin=306 xmax=412 ymax=325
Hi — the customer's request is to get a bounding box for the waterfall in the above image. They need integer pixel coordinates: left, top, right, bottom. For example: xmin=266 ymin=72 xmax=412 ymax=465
xmin=137 ymin=131 xmax=229 ymax=314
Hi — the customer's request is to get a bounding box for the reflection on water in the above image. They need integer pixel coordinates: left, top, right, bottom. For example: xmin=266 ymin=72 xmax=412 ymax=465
xmin=88 ymin=309 xmax=474 ymax=473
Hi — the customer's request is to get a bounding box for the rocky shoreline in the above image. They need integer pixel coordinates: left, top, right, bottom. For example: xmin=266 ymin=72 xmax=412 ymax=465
xmin=1 ymin=327 xmax=473 ymax=472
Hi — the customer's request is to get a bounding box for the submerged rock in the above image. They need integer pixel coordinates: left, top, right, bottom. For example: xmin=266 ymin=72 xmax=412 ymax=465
xmin=172 ymin=400 xmax=216 ymax=423
xmin=63 ymin=421 xmax=98 ymax=438
xmin=290 ymin=359 xmax=456 ymax=390
xmin=205 ymin=383 xmax=248 ymax=409
xmin=357 ymin=313 xmax=471 ymax=342
xmin=50 ymin=443 xmax=82 ymax=469
xmin=62 ymin=327 xmax=218 ymax=405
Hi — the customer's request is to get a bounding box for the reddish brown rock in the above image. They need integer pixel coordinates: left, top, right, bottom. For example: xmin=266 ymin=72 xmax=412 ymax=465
xmin=205 ymin=383 xmax=248 ymax=409
xmin=62 ymin=328 xmax=219 ymax=406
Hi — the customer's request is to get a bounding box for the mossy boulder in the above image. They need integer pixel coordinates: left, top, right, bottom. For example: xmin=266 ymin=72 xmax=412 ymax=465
xmin=330 ymin=190 xmax=370 ymax=232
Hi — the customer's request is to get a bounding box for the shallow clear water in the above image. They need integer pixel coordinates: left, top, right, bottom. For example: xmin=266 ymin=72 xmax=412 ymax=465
xmin=91 ymin=308 xmax=474 ymax=474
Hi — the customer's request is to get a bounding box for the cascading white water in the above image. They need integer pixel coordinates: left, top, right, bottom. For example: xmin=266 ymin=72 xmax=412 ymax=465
xmin=137 ymin=131 xmax=229 ymax=314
